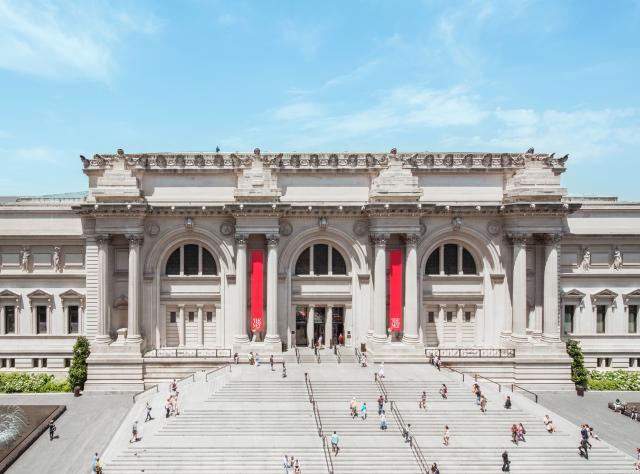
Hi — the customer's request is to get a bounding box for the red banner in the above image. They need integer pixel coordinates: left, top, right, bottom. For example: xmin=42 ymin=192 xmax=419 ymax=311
xmin=389 ymin=249 xmax=403 ymax=331
xmin=250 ymin=250 xmax=264 ymax=332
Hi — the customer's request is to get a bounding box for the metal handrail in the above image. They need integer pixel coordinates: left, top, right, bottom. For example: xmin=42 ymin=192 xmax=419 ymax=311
xmin=443 ymin=365 xmax=466 ymax=382
xmin=322 ymin=435 xmax=335 ymax=474
xmin=389 ymin=400 xmax=429 ymax=473
xmin=204 ymin=363 xmax=231 ymax=382
xmin=374 ymin=373 xmax=388 ymax=401
xmin=295 ymin=347 xmax=301 ymax=364
xmin=474 ymin=373 xmax=502 ymax=392
xmin=304 ymin=372 xmax=315 ymax=403
xmin=335 ymin=346 xmax=341 ymax=364
xmin=511 ymin=383 xmax=539 ymax=403
xmin=312 ymin=400 xmax=323 ymax=436
xmin=132 ymin=384 xmax=159 ymax=403
xmin=316 ymin=351 xmax=321 ymax=364
xmin=354 ymin=347 xmax=362 ymax=364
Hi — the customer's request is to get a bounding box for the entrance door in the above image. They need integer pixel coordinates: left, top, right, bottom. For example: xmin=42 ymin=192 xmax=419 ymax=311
xmin=314 ymin=307 xmax=326 ymax=345
xmin=332 ymin=307 xmax=344 ymax=345
xmin=295 ymin=306 xmax=308 ymax=346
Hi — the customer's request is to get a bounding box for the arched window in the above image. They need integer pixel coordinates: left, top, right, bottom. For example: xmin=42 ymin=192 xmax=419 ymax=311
xmin=165 ymin=245 xmax=217 ymax=276
xmin=295 ymin=244 xmax=347 ymax=276
xmin=425 ymin=244 xmax=477 ymax=275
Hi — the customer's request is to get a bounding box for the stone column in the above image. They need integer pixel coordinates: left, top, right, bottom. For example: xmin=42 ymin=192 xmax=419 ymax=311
xmin=307 ymin=305 xmax=315 ymax=348
xmin=95 ymin=235 xmax=111 ymax=343
xmin=234 ymin=234 xmax=250 ymax=344
xmin=197 ymin=304 xmax=204 ymax=347
xmin=511 ymin=235 xmax=528 ymax=342
xmin=542 ymin=234 xmax=562 ymax=342
xmin=402 ymin=234 xmax=420 ymax=345
xmin=264 ymin=234 xmax=281 ymax=344
xmin=372 ymin=233 xmax=389 ymax=343
xmin=0 ymin=306 xmax=4 ymax=335
xmin=325 ymin=306 xmax=333 ymax=347
xmin=178 ymin=304 xmax=185 ymax=347
xmin=126 ymin=234 xmax=143 ymax=344
xmin=437 ymin=304 xmax=445 ymax=346
xmin=456 ymin=304 xmax=464 ymax=346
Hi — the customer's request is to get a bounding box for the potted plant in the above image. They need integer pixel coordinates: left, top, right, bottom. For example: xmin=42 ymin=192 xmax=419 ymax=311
xmin=566 ymin=340 xmax=588 ymax=396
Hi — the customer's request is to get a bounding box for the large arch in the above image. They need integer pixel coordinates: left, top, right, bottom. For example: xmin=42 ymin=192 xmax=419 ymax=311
xmin=144 ymin=226 xmax=235 ymax=276
xmin=417 ymin=224 xmax=502 ymax=276
xmin=278 ymin=225 xmax=367 ymax=275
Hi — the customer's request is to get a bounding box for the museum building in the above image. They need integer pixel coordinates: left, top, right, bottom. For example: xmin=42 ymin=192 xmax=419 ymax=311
xmin=1 ymin=148 xmax=639 ymax=389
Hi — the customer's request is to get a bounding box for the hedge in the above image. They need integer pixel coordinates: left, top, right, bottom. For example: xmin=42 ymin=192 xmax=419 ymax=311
xmin=0 ymin=372 xmax=72 ymax=393
xmin=588 ymin=369 xmax=640 ymax=391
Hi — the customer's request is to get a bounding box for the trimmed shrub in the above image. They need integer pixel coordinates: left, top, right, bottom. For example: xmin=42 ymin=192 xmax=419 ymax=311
xmin=68 ymin=336 xmax=90 ymax=390
xmin=588 ymin=369 xmax=640 ymax=391
xmin=566 ymin=339 xmax=589 ymax=388
xmin=0 ymin=372 xmax=72 ymax=393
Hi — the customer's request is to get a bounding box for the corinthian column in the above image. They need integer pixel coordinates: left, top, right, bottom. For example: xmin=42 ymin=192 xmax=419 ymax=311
xmin=126 ymin=234 xmax=143 ymax=344
xmin=542 ymin=234 xmax=562 ymax=342
xmin=402 ymin=233 xmax=420 ymax=345
xmin=264 ymin=234 xmax=281 ymax=344
xmin=234 ymin=234 xmax=250 ymax=344
xmin=511 ymin=234 xmax=528 ymax=342
xmin=95 ymin=235 xmax=111 ymax=344
xmin=372 ymin=233 xmax=389 ymax=343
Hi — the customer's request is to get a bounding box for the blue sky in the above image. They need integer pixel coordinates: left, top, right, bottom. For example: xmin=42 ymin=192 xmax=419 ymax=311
xmin=0 ymin=0 xmax=639 ymax=199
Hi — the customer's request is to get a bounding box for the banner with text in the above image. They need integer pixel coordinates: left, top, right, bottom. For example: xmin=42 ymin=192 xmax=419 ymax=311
xmin=250 ymin=250 xmax=264 ymax=332
xmin=389 ymin=249 xmax=403 ymax=331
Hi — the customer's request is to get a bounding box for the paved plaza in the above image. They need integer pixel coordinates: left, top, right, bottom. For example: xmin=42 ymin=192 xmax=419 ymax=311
xmin=93 ymin=359 xmax=634 ymax=473
xmin=3 ymin=392 xmax=131 ymax=474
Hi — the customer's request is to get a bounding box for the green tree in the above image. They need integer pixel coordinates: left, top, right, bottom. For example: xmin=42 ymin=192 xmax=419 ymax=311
xmin=566 ymin=339 xmax=589 ymax=388
xmin=68 ymin=336 xmax=90 ymax=390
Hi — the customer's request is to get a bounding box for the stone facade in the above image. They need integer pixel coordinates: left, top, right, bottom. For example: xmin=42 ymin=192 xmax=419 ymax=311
xmin=0 ymin=148 xmax=638 ymax=388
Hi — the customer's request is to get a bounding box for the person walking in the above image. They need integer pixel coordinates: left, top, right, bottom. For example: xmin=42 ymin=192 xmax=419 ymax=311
xmin=435 ymin=356 xmax=441 ymax=371
xmin=403 ymin=423 xmax=413 ymax=446
xmin=504 ymin=395 xmax=512 ymax=409
xmin=379 ymin=411 xmax=387 ymax=430
xmin=443 ymin=425 xmax=450 ymax=446
xmin=480 ymin=395 xmax=488 ymax=413
xmin=377 ymin=394 xmax=385 ymax=415
xmin=579 ymin=438 xmax=590 ymax=460
xmin=430 ymin=462 xmax=440 ymax=474
xmin=92 ymin=452 xmax=99 ymax=473
xmin=588 ymin=425 xmax=600 ymax=441
xmin=233 ymin=352 xmax=239 ymax=364
xmin=293 ymin=458 xmax=301 ymax=474
xmin=511 ymin=424 xmax=518 ymax=445
xmin=440 ymin=384 xmax=448 ymax=399
xmin=330 ymin=431 xmax=340 ymax=456
xmin=517 ymin=423 xmax=526 ymax=442
xmin=130 ymin=421 xmax=139 ymax=443
xmin=145 ymin=401 xmax=153 ymax=422
xmin=270 ymin=354 xmax=275 ymax=371
xmin=48 ymin=420 xmax=56 ymax=440
xmin=580 ymin=424 xmax=592 ymax=449
xmin=338 ymin=333 xmax=344 ymax=346
xmin=360 ymin=401 xmax=368 ymax=420
xmin=378 ymin=362 xmax=385 ymax=379
xmin=283 ymin=454 xmax=291 ymax=473
xmin=419 ymin=391 xmax=427 ymax=410
xmin=501 ymin=451 xmax=511 ymax=472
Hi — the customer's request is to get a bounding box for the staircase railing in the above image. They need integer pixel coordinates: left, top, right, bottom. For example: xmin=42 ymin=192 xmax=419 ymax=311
xmin=311 ymin=400 xmax=323 ymax=436
xmin=354 ymin=347 xmax=362 ymax=364
xmin=335 ymin=345 xmax=341 ymax=364
xmin=295 ymin=346 xmax=301 ymax=364
xmin=204 ymin=363 xmax=232 ymax=382
xmin=389 ymin=400 xmax=429 ymax=474
xmin=474 ymin=373 xmax=502 ymax=392
xmin=511 ymin=383 xmax=539 ymax=403
xmin=316 ymin=351 xmax=321 ymax=364
xmin=304 ymin=372 xmax=315 ymax=403
xmin=374 ymin=372 xmax=388 ymax=401
xmin=322 ymin=435 xmax=335 ymax=474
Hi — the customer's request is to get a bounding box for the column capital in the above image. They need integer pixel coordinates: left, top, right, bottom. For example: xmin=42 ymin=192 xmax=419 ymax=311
xmin=438 ymin=304 xmax=446 ymax=311
xmin=196 ymin=304 xmax=204 ymax=309
xmin=508 ymin=233 xmax=530 ymax=246
xmin=178 ymin=304 xmax=185 ymax=309
xmin=404 ymin=233 xmax=420 ymax=246
xmin=126 ymin=234 xmax=143 ymax=247
xmin=235 ymin=233 xmax=249 ymax=246
xmin=96 ymin=234 xmax=111 ymax=246
xmin=543 ymin=233 xmax=563 ymax=246
xmin=370 ymin=233 xmax=389 ymax=247
xmin=266 ymin=233 xmax=280 ymax=247
xmin=457 ymin=303 xmax=465 ymax=311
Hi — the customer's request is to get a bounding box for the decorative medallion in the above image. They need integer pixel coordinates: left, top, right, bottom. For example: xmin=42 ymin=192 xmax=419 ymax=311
xmin=279 ymin=220 xmax=293 ymax=237
xmin=220 ymin=221 xmax=235 ymax=236
xmin=145 ymin=222 xmax=160 ymax=237
xmin=353 ymin=220 xmax=369 ymax=237
xmin=486 ymin=221 xmax=501 ymax=237
xmin=420 ymin=222 xmax=427 ymax=236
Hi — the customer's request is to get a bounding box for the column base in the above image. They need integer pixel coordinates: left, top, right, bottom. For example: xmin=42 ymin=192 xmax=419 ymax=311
xmin=510 ymin=333 xmax=529 ymax=343
xmin=401 ymin=334 xmax=420 ymax=345
xmin=264 ymin=334 xmax=282 ymax=344
xmin=233 ymin=335 xmax=250 ymax=344
xmin=371 ymin=333 xmax=389 ymax=344
xmin=541 ymin=334 xmax=562 ymax=343
xmin=94 ymin=335 xmax=112 ymax=345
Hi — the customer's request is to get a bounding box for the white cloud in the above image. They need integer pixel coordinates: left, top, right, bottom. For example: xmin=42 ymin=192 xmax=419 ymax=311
xmin=273 ymin=102 xmax=323 ymax=121
xmin=0 ymin=146 xmax=64 ymax=164
xmin=0 ymin=0 xmax=160 ymax=82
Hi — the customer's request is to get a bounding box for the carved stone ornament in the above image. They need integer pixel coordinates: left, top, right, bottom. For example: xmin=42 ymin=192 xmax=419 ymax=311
xmin=185 ymin=217 xmax=194 ymax=231
xmin=452 ymin=216 xmax=463 ymax=231
xmin=127 ymin=234 xmax=143 ymax=247
xmin=267 ymin=234 xmax=280 ymax=246
xmin=20 ymin=247 xmax=31 ymax=272
xmin=53 ymin=246 xmax=63 ymax=272
xmin=370 ymin=233 xmax=388 ymax=246
xmin=279 ymin=220 xmax=293 ymax=237
xmin=235 ymin=233 xmax=248 ymax=246
xmin=486 ymin=221 xmax=501 ymax=237
xmin=145 ymin=222 xmax=160 ymax=237
xmin=318 ymin=216 xmax=328 ymax=231
xmin=405 ymin=234 xmax=420 ymax=246
xmin=220 ymin=221 xmax=235 ymax=237
xmin=580 ymin=247 xmax=591 ymax=271
xmin=612 ymin=248 xmax=623 ymax=270
xmin=353 ymin=220 xmax=368 ymax=237
xmin=420 ymin=221 xmax=427 ymax=236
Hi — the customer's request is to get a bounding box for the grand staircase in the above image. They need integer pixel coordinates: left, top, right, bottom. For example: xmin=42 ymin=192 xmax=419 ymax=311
xmin=100 ymin=360 xmax=634 ymax=473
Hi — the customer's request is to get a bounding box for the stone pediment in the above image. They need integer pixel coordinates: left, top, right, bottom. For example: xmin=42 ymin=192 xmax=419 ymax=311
xmin=233 ymin=149 xmax=281 ymax=202
xmin=0 ymin=289 xmax=20 ymax=301
xmin=590 ymin=289 xmax=618 ymax=304
xmin=59 ymin=289 xmax=85 ymax=301
xmin=27 ymin=289 xmax=53 ymax=306
xmin=86 ymin=149 xmax=141 ymax=203
xmin=562 ymin=289 xmax=586 ymax=299
xmin=623 ymin=289 xmax=640 ymax=303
